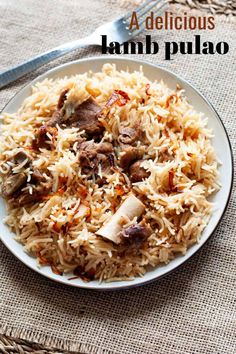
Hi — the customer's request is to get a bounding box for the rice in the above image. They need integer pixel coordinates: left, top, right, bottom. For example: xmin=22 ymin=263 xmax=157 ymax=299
xmin=0 ymin=64 xmax=220 ymax=282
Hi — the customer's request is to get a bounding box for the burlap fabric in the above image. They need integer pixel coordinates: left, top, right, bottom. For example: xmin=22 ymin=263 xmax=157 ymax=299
xmin=0 ymin=1 xmax=235 ymax=353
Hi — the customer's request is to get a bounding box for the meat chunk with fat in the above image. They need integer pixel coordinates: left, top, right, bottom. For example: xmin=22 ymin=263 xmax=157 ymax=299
xmin=1 ymin=151 xmax=32 ymax=198
xmin=32 ymin=125 xmax=57 ymax=150
xmin=121 ymin=221 xmax=152 ymax=246
xmin=96 ymin=142 xmax=113 ymax=154
xmin=1 ymin=173 xmax=27 ymax=198
xmin=1 ymin=150 xmax=52 ymax=205
xmin=17 ymin=178 xmax=52 ymax=205
xmin=31 ymin=169 xmax=47 ymax=184
xmin=118 ymin=127 xmax=140 ymax=145
xmin=129 ymin=160 xmax=150 ymax=182
xmin=48 ymin=93 xmax=104 ymax=136
xmin=79 ymin=141 xmax=114 ymax=177
xmin=67 ymin=97 xmax=104 ymax=135
xmin=117 ymin=125 xmax=145 ymax=171
xmin=11 ymin=169 xmax=52 ymax=205
xmin=119 ymin=146 xmax=144 ymax=170
xmin=79 ymin=141 xmax=98 ymax=173
xmin=57 ymin=88 xmax=69 ymax=110
xmin=46 ymin=89 xmax=69 ymax=127
xmin=46 ymin=111 xmax=64 ymax=129
xmin=11 ymin=151 xmax=31 ymax=166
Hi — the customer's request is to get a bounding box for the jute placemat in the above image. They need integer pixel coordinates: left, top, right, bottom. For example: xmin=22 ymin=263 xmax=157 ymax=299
xmin=119 ymin=0 xmax=236 ymax=19
xmin=0 ymin=1 xmax=235 ymax=353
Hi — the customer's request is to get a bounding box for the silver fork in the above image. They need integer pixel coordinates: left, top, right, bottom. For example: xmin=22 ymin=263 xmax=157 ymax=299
xmin=0 ymin=0 xmax=167 ymax=90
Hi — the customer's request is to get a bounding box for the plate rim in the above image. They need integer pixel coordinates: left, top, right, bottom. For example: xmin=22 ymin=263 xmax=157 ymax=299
xmin=0 ymin=56 xmax=234 ymax=291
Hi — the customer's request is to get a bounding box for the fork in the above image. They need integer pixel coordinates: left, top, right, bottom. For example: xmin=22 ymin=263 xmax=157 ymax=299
xmin=0 ymin=0 xmax=167 ymax=90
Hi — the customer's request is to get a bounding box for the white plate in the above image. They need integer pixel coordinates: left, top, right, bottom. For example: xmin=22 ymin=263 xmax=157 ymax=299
xmin=0 ymin=57 xmax=233 ymax=290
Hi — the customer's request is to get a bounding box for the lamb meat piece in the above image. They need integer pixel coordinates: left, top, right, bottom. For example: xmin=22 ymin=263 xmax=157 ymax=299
xmin=48 ymin=95 xmax=104 ymax=136
xmin=16 ymin=191 xmax=39 ymax=205
xmin=123 ymin=223 xmax=151 ymax=240
xmin=1 ymin=146 xmax=52 ymax=204
xmin=47 ymin=110 xmax=64 ymax=128
xmin=57 ymin=88 xmax=69 ymax=110
xmin=17 ymin=178 xmax=52 ymax=205
xmin=95 ymin=176 xmax=107 ymax=187
xmin=32 ymin=125 xmax=53 ymax=150
xmin=97 ymin=153 xmax=112 ymax=173
xmin=129 ymin=160 xmax=150 ymax=182
xmin=47 ymin=89 xmax=69 ymax=127
xmin=36 ymin=179 xmax=52 ymax=195
xmin=121 ymin=221 xmax=152 ymax=246
xmin=79 ymin=155 xmax=97 ymax=174
xmin=79 ymin=141 xmax=114 ymax=176
xmin=119 ymin=146 xmax=144 ymax=170
xmin=118 ymin=127 xmax=140 ymax=145
xmin=96 ymin=142 xmax=113 ymax=154
xmin=79 ymin=141 xmax=113 ymax=161
xmin=68 ymin=97 xmax=104 ymax=135
xmin=1 ymin=173 xmax=27 ymax=198
xmin=4 ymin=150 xmax=31 ymax=170
xmin=11 ymin=151 xmax=31 ymax=166
xmin=7 ymin=173 xmax=52 ymax=205
xmin=1 ymin=151 xmax=32 ymax=199
xmin=30 ymin=169 xmax=46 ymax=184
xmin=79 ymin=141 xmax=97 ymax=171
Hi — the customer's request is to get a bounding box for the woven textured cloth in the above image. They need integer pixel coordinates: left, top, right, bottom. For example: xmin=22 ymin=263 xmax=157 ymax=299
xmin=0 ymin=1 xmax=235 ymax=353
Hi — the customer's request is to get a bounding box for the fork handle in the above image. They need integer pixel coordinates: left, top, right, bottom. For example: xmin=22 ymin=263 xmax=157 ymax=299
xmin=0 ymin=36 xmax=91 ymax=89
